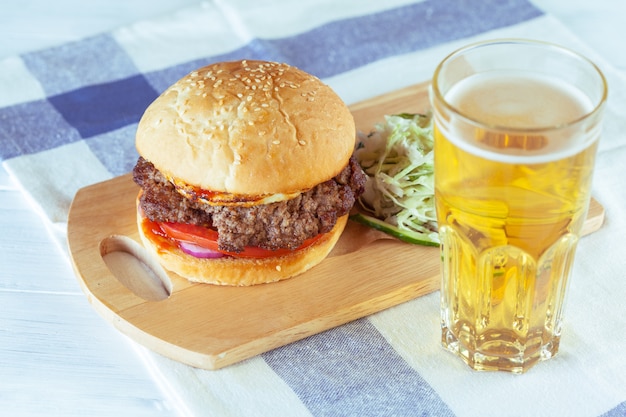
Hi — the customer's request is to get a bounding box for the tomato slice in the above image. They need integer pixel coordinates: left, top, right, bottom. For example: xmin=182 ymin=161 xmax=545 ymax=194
xmin=158 ymin=222 xmax=323 ymax=259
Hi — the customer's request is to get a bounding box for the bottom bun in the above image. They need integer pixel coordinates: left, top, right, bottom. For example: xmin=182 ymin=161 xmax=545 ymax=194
xmin=137 ymin=207 xmax=348 ymax=286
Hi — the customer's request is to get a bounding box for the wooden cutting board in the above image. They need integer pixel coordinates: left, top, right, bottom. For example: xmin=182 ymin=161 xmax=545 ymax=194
xmin=67 ymin=81 xmax=605 ymax=370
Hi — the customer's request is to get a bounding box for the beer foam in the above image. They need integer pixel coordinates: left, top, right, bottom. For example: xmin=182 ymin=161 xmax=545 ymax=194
xmin=440 ymin=71 xmax=598 ymax=164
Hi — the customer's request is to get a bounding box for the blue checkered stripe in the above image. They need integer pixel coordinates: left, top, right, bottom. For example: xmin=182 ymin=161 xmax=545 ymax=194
xmin=0 ymin=0 xmax=542 ymax=176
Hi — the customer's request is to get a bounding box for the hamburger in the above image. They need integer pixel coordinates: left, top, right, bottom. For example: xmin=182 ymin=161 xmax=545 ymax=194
xmin=132 ymin=59 xmax=366 ymax=286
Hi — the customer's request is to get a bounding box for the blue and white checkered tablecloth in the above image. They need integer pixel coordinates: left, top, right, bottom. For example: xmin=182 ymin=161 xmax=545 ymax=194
xmin=2 ymin=1 xmax=626 ymax=416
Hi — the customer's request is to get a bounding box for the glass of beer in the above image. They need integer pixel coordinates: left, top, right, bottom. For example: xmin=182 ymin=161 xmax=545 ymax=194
xmin=431 ymin=39 xmax=607 ymax=373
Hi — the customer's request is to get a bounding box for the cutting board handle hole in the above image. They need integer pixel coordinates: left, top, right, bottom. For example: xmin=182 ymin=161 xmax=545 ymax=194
xmin=100 ymin=235 xmax=172 ymax=301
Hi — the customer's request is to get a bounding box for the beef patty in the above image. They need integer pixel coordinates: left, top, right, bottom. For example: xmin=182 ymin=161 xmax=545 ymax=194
xmin=133 ymin=156 xmax=366 ymax=253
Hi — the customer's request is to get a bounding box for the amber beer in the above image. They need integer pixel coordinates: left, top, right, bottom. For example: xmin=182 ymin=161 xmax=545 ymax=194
xmin=431 ymin=40 xmax=607 ymax=373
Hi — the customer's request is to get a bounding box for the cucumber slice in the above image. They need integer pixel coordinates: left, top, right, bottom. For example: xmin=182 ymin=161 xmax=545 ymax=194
xmin=350 ymin=213 xmax=440 ymax=247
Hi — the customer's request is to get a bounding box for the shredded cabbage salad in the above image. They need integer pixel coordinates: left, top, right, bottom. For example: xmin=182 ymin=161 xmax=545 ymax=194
xmin=353 ymin=113 xmax=439 ymax=246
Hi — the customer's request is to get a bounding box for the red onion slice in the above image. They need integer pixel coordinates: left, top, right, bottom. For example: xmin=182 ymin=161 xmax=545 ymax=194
xmin=178 ymin=241 xmax=225 ymax=259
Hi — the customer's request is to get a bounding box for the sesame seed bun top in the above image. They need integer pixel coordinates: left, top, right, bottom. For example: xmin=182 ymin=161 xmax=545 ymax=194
xmin=135 ymin=60 xmax=356 ymax=195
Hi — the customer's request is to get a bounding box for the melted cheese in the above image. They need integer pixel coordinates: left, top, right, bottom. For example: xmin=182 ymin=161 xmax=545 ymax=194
xmin=168 ymin=176 xmax=303 ymax=207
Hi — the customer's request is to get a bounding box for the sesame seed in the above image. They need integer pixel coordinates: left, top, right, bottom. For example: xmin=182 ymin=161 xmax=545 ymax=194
xmin=261 ymin=103 xmax=269 ymax=107
xmin=237 ymin=93 xmax=243 ymax=98
xmin=276 ymin=265 xmax=282 ymax=271
xmin=272 ymin=140 xmax=280 ymax=145
xmin=298 ymin=140 xmax=306 ymax=145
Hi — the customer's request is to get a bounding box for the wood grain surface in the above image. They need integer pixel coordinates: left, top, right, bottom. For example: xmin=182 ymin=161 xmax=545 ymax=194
xmin=67 ymin=82 xmax=606 ymax=370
